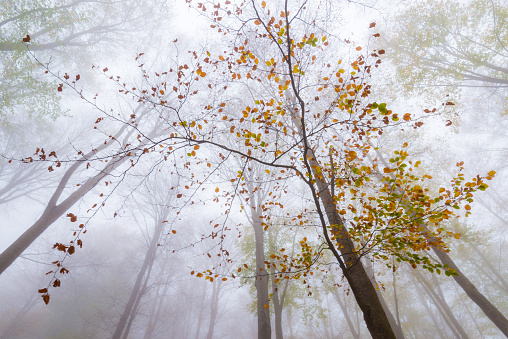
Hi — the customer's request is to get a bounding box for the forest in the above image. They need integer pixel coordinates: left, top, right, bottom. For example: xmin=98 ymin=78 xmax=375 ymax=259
xmin=0 ymin=0 xmax=507 ymax=338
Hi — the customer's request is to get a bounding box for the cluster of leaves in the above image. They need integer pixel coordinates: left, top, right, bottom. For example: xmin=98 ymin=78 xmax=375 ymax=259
xmin=325 ymin=142 xmax=495 ymax=274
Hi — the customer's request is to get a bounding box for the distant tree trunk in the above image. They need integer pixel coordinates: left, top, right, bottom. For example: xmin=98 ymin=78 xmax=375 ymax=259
xmin=470 ymin=243 xmax=508 ymax=294
xmin=112 ymin=216 xmax=165 ymax=339
xmin=205 ymin=278 xmax=223 ymax=339
xmin=0 ymin=293 xmax=38 ymax=338
xmin=429 ymin=234 xmax=508 ymax=337
xmin=143 ymin=281 xmax=170 ymax=339
xmin=0 ymin=111 xmax=155 ymax=275
xmin=0 ymin=151 xmax=127 ymax=275
xmin=414 ymin=269 xmax=468 ymax=338
xmin=331 ymin=289 xmax=360 ymax=339
xmin=392 ymin=271 xmax=403 ymax=332
xmin=193 ymin=283 xmax=207 ymax=339
xmin=270 ymin=264 xmax=289 ymax=339
xmin=415 ymin=284 xmax=448 ymax=339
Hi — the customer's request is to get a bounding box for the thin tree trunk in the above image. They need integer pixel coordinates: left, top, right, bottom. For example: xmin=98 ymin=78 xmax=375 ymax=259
xmin=1 ymin=293 xmax=39 ymax=338
xmin=0 ymin=110 xmax=154 ymax=275
xmin=205 ymin=279 xmax=223 ymax=339
xmin=252 ymin=207 xmax=271 ymax=339
xmin=270 ymin=265 xmax=284 ymax=339
xmin=193 ymin=283 xmax=207 ymax=339
xmin=414 ymin=269 xmax=468 ymax=338
xmin=0 ymin=152 xmax=127 ymax=275
xmin=415 ymin=285 xmax=448 ymax=339
xmin=143 ymin=281 xmax=170 ymax=339
xmin=331 ymin=289 xmax=360 ymax=339
xmin=113 ymin=217 xmax=165 ymax=339
xmin=430 ymin=237 xmax=508 ymax=337
xmin=471 ymin=243 xmax=508 ymax=294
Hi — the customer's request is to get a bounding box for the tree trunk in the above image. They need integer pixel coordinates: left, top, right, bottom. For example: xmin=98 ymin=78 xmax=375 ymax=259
xmin=0 ymin=113 xmax=153 ymax=275
xmin=253 ymin=208 xmax=271 ymax=339
xmin=414 ymin=269 xmax=468 ymax=338
xmin=308 ymin=151 xmax=396 ymax=338
xmin=373 ymin=147 xmax=508 ymax=336
xmin=429 ymin=232 xmax=508 ymax=337
xmin=415 ymin=284 xmax=448 ymax=339
xmin=364 ymin=257 xmax=405 ymax=339
xmin=113 ymin=218 xmax=165 ymax=339
xmin=331 ymin=289 xmax=360 ymax=339
xmin=286 ymin=87 xmax=395 ymax=337
xmin=0 ymin=153 xmax=127 ymax=275
xmin=244 ymin=174 xmax=271 ymax=339
xmin=270 ymin=264 xmax=286 ymax=339
xmin=206 ymin=279 xmax=223 ymax=339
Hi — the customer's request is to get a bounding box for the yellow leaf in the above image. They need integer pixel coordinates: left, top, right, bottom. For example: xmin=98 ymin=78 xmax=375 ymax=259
xmin=215 ymin=187 xmax=220 ymax=192
xmin=265 ymin=170 xmax=270 ymax=174
xmin=264 ymin=304 xmax=269 ymax=309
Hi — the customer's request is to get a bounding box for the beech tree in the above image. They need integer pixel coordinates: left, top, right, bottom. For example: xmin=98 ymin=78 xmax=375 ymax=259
xmin=5 ymin=0 xmax=500 ymax=338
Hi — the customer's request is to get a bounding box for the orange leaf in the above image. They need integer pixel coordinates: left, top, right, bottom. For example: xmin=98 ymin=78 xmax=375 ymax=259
xmin=215 ymin=187 xmax=219 ymax=192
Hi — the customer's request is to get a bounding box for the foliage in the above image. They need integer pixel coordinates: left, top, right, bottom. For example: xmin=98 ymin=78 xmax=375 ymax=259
xmin=11 ymin=3 xmax=495 ymax=336
xmin=382 ymin=0 xmax=508 ymax=91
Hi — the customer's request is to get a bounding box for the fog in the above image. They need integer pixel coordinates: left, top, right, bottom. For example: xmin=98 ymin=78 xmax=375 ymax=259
xmin=1 ymin=0 xmax=507 ymax=338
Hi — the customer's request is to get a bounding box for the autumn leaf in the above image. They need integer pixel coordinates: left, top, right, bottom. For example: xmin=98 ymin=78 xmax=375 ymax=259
xmin=66 ymin=213 xmax=77 ymax=222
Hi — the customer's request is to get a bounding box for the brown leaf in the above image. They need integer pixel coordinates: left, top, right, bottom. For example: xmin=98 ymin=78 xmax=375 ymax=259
xmin=22 ymin=34 xmax=31 ymax=43
xmin=42 ymin=294 xmax=50 ymax=305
